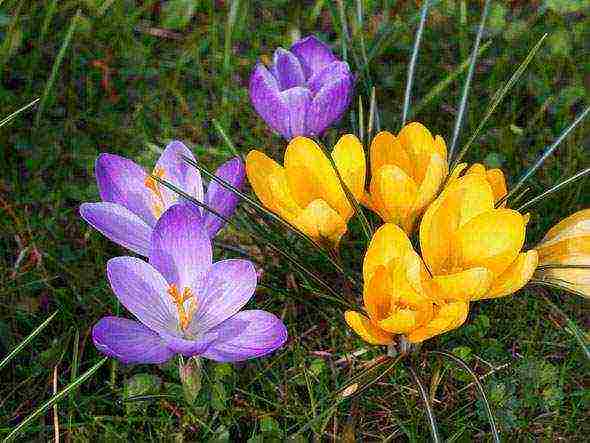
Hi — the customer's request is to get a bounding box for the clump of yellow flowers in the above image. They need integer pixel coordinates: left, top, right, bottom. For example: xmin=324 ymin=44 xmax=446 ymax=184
xmin=246 ymin=122 xmax=588 ymax=346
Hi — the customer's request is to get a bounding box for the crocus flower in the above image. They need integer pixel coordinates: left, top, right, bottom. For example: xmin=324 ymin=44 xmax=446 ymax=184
xmin=420 ymin=171 xmax=538 ymax=302
xmin=80 ymin=141 xmax=244 ymax=256
xmin=249 ymin=35 xmax=353 ymax=140
xmin=363 ymin=123 xmax=449 ymax=233
xmin=92 ymin=204 xmax=288 ymax=364
xmin=534 ymin=209 xmax=590 ymax=298
xmin=246 ymin=134 xmax=365 ymax=246
xmin=345 ymin=224 xmax=469 ymax=344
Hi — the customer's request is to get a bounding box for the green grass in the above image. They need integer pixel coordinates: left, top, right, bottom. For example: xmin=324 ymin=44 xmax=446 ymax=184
xmin=1 ymin=0 xmax=588 ymax=440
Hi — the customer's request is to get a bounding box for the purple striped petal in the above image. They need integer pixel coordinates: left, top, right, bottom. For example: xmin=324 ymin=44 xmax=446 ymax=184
xmin=107 ymin=257 xmax=179 ymax=336
xmin=95 ymin=154 xmax=156 ymax=226
xmin=202 ymin=157 xmax=245 ymax=238
xmin=307 ymin=61 xmax=352 ymax=95
xmin=280 ymin=87 xmax=312 ymax=140
xmin=201 ymin=310 xmax=288 ymax=362
xmin=149 ymin=204 xmax=212 ymax=288
xmin=80 ymin=202 xmax=152 ymax=256
xmin=271 ymin=48 xmax=305 ymax=90
xmin=160 ymin=332 xmax=216 ymax=357
xmin=305 ymin=76 xmax=352 ymax=136
xmin=189 ymin=259 xmax=257 ymax=333
xmin=249 ymin=63 xmax=290 ymax=139
xmin=290 ymin=36 xmax=337 ymax=79
xmin=92 ymin=317 xmax=175 ymax=364
xmin=155 ymin=141 xmax=204 ymax=209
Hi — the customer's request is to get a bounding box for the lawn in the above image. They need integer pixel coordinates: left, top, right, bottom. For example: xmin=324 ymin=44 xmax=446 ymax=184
xmin=0 ymin=0 xmax=588 ymax=440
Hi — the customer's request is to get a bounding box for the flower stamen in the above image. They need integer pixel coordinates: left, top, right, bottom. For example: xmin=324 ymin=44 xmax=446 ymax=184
xmin=167 ymin=284 xmax=196 ymax=331
xmin=144 ymin=166 xmax=166 ymax=218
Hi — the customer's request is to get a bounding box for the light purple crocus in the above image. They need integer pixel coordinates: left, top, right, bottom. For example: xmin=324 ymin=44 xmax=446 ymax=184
xmin=80 ymin=141 xmax=244 ymax=257
xmin=249 ymin=35 xmax=353 ymax=140
xmin=92 ymin=204 xmax=288 ymax=364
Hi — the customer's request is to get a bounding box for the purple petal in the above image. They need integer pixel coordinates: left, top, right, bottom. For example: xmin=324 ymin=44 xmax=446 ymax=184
xmin=305 ymin=76 xmax=353 ymax=136
xmin=95 ymin=154 xmax=156 ymax=226
xmin=149 ymin=204 xmax=212 ymax=288
xmin=202 ymin=157 xmax=245 ymax=238
xmin=160 ymin=332 xmax=215 ymax=357
xmin=307 ymin=61 xmax=352 ymax=95
xmin=107 ymin=257 xmax=178 ymax=336
xmin=155 ymin=141 xmax=204 ymax=209
xmin=92 ymin=316 xmax=175 ymax=364
xmin=280 ymin=87 xmax=312 ymax=139
xmin=189 ymin=259 xmax=257 ymax=333
xmin=249 ymin=63 xmax=290 ymax=139
xmin=80 ymin=202 xmax=152 ymax=256
xmin=290 ymin=36 xmax=337 ymax=79
xmin=271 ymin=48 xmax=305 ymax=90
xmin=200 ymin=310 xmax=288 ymax=362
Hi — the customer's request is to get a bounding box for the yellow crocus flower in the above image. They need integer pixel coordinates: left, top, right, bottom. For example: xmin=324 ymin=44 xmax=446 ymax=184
xmin=363 ymin=122 xmax=448 ymax=233
xmin=419 ymin=171 xmax=538 ymax=302
xmin=534 ymin=209 xmax=590 ymax=298
xmin=345 ymin=224 xmax=470 ymax=344
xmin=246 ymin=135 xmax=365 ymax=246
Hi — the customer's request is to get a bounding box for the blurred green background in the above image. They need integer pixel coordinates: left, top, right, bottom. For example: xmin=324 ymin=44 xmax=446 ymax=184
xmin=0 ymin=0 xmax=588 ymax=440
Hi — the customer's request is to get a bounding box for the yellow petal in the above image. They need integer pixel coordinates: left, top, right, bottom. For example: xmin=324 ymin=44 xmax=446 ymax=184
xmin=454 ymin=174 xmax=496 ymax=228
xmin=332 ymin=134 xmax=366 ymax=202
xmin=373 ymin=164 xmax=418 ymax=231
xmin=537 ymin=237 xmax=590 ymax=262
xmin=429 ymin=267 xmax=494 ymax=302
xmin=369 ymin=131 xmax=411 ymax=178
xmin=541 ymin=209 xmax=590 ymax=244
xmin=345 ymin=311 xmax=394 ymax=345
xmin=284 ymin=137 xmax=349 ymax=219
xmin=363 ymin=265 xmax=393 ymax=321
xmin=456 ymin=209 xmax=526 ymax=277
xmin=246 ymin=150 xmax=302 ymax=221
xmin=293 ymin=199 xmax=347 ymax=245
xmin=414 ymin=153 xmax=447 ymax=216
xmin=379 ymin=309 xmax=420 ymax=334
xmin=486 ymin=168 xmax=508 ymax=205
xmin=433 ymin=135 xmax=447 ymax=160
xmin=408 ymin=301 xmax=469 ymax=343
xmin=466 ymin=163 xmax=486 ymax=176
xmin=398 ymin=122 xmax=437 ymax=183
xmin=537 ymin=254 xmax=590 ymax=298
xmin=483 ymin=250 xmax=538 ymax=300
xmin=363 ymin=223 xmax=414 ymax=283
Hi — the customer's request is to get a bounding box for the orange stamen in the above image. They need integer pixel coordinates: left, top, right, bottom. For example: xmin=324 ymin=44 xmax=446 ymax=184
xmin=167 ymin=284 xmax=196 ymax=331
xmin=144 ymin=166 xmax=166 ymax=218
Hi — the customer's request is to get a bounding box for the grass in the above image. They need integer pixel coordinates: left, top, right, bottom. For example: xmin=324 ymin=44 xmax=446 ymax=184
xmin=1 ymin=0 xmax=589 ymax=440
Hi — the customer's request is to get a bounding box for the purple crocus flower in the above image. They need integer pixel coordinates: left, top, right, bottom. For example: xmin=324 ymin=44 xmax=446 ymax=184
xmin=249 ymin=35 xmax=353 ymax=140
xmin=92 ymin=204 xmax=288 ymax=364
xmin=80 ymin=141 xmax=244 ymax=257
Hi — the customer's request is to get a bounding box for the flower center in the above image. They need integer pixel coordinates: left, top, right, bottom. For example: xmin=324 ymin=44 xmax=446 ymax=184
xmin=167 ymin=283 xmax=197 ymax=331
xmin=144 ymin=166 xmax=166 ymax=218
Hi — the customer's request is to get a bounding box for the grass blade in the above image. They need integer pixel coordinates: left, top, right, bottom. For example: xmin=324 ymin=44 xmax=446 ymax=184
xmin=430 ymin=351 xmax=500 ymax=443
xmin=0 ymin=98 xmax=40 ymax=128
xmin=452 ymin=34 xmax=547 ymax=168
xmin=4 ymin=357 xmax=108 ymax=442
xmin=448 ymin=0 xmax=491 ymax=161
xmin=407 ymin=363 xmax=441 ymax=443
xmin=212 ymin=118 xmax=241 ymax=158
xmin=401 ymin=0 xmax=430 ymax=126
xmin=499 ymin=105 xmax=590 ymax=206
xmin=0 ymin=311 xmax=59 ymax=372
xmin=516 ymin=167 xmax=590 ymax=212
xmin=35 ymin=9 xmax=81 ymax=127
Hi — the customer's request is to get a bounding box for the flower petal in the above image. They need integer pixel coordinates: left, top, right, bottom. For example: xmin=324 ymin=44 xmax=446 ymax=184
xmin=280 ymin=86 xmax=312 ymax=139
xmin=95 ymin=153 xmax=155 ymax=226
xmin=414 ymin=153 xmax=447 ymax=216
xmin=92 ymin=317 xmax=175 ymax=364
xmin=305 ymin=76 xmax=352 ymax=136
xmin=155 ymin=141 xmax=204 ymax=208
xmin=290 ymin=35 xmax=337 ymax=78
xmin=429 ymin=268 xmax=494 ymax=302
xmin=331 ymin=134 xmax=366 ymax=202
xmin=486 ymin=168 xmax=507 ymax=204
xmin=363 ymin=265 xmax=393 ymax=321
xmin=483 ymin=250 xmax=538 ymax=299
xmin=201 ymin=310 xmax=288 ymax=362
xmin=344 ymin=311 xmax=393 ymax=345
xmin=149 ymin=204 xmax=212 ymax=288
xmin=307 ymin=61 xmax=351 ymax=95
xmin=457 ymin=209 xmax=526 ymax=277
xmin=379 ymin=308 xmax=421 ymax=334
xmin=397 ymin=122 xmax=437 ymax=183
xmin=203 ymin=157 xmax=245 ymax=238
xmin=292 ymin=199 xmax=348 ymax=245
xmin=408 ymin=301 xmax=469 ymax=343
xmin=271 ymin=47 xmax=305 ymax=90
xmin=249 ymin=63 xmax=289 ymax=138
xmin=189 ymin=259 xmax=257 ymax=332
xmin=373 ymin=164 xmax=418 ymax=232
xmin=538 ymin=253 xmax=590 ymax=298
xmin=363 ymin=223 xmax=414 ymax=283
xmin=106 ymin=257 xmax=178 ymax=335
xmin=369 ymin=131 xmax=411 ymax=178
xmin=80 ymin=202 xmax=152 ymax=256
xmin=541 ymin=209 xmax=590 ymax=245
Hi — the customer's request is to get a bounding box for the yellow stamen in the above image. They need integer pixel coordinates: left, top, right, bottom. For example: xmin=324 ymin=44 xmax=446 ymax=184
xmin=144 ymin=166 xmax=166 ymax=218
xmin=167 ymin=284 xmax=196 ymax=331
